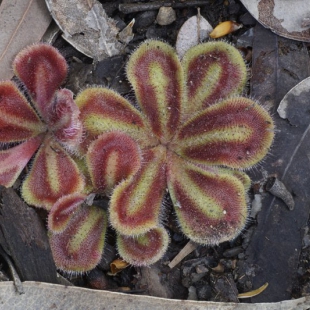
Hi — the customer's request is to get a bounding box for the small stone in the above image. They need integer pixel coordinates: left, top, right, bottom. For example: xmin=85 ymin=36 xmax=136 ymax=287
xmin=238 ymin=252 xmax=245 ymax=259
xmin=183 ymin=257 xmax=216 ymax=269
xmin=245 ymin=280 xmax=253 ymax=290
xmin=191 ymin=272 xmax=208 ymax=283
xmin=86 ymin=269 xmax=109 ymax=290
xmin=135 ymin=11 xmax=157 ymax=31
xmin=220 ymin=259 xmax=236 ymax=270
xmin=196 ymin=264 xmax=208 ymax=274
xmin=297 ymin=266 xmax=304 ymax=276
xmin=245 ymin=266 xmax=256 ymax=277
xmin=211 ymin=274 xmax=239 ymax=302
xmin=237 ymin=28 xmax=254 ymax=48
xmin=182 ymin=266 xmax=192 ymax=277
xmin=223 ymin=246 xmax=243 ymax=258
xmin=156 ymin=7 xmax=176 ymax=26
xmin=187 ymin=286 xmax=198 ymax=300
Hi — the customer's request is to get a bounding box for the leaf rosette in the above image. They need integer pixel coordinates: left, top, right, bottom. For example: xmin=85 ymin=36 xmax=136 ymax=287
xmin=50 ymin=40 xmax=274 ymax=270
xmin=0 ymin=44 xmax=84 ymax=209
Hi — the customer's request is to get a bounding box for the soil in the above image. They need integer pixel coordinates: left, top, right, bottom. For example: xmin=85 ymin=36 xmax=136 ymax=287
xmin=1 ymin=0 xmax=310 ymax=305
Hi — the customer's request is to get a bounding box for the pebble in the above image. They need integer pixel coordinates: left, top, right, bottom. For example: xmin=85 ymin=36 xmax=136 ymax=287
xmin=134 ymin=11 xmax=157 ymax=31
xmin=237 ymin=28 xmax=254 ymax=48
xmin=245 ymin=280 xmax=253 ymax=290
xmin=86 ymin=269 xmax=110 ymax=290
xmin=191 ymin=272 xmax=208 ymax=283
xmin=156 ymin=7 xmax=176 ymax=26
xmin=195 ymin=264 xmax=208 ymax=274
xmin=187 ymin=286 xmax=198 ymax=300
xmin=211 ymin=274 xmax=239 ymax=302
xmin=223 ymin=246 xmax=243 ymax=258
xmin=220 ymin=259 xmax=237 ymax=270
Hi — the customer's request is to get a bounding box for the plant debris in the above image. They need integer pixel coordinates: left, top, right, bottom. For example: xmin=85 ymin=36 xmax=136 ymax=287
xmin=45 ymin=0 xmax=125 ymax=60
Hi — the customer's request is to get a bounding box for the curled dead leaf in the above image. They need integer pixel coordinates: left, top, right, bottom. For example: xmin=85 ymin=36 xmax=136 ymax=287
xmin=266 ymin=177 xmax=295 ymax=210
xmin=108 ymin=258 xmax=129 ymax=276
xmin=45 ymin=0 xmax=125 ymax=60
xmin=238 ymin=282 xmax=269 ymax=299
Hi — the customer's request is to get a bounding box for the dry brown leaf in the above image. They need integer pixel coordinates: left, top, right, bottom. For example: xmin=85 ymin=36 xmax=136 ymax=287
xmin=0 ymin=0 xmax=52 ymax=80
xmin=108 ymin=258 xmax=129 ymax=276
xmin=45 ymin=0 xmax=125 ymax=60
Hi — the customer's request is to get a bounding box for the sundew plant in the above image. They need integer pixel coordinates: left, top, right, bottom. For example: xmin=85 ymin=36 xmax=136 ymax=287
xmin=0 ymin=40 xmax=274 ymax=272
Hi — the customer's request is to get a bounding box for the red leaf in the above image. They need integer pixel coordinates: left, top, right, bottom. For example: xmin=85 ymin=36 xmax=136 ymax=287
xmin=86 ymin=132 xmax=141 ymax=194
xmin=13 ymin=44 xmax=68 ymax=121
xmin=170 ymin=97 xmax=274 ymax=169
xmin=49 ymin=204 xmax=107 ymax=272
xmin=0 ymin=135 xmax=43 ymax=187
xmin=0 ymin=81 xmax=46 ymax=143
xmin=21 ymin=135 xmax=85 ymax=209
xmin=127 ymin=40 xmax=184 ymax=143
xmin=110 ymin=146 xmax=167 ymax=236
xmin=76 ymin=87 xmax=156 ymax=152
xmin=48 ymin=193 xmax=87 ymax=233
xmin=167 ymin=152 xmax=248 ymax=244
xmin=117 ymin=227 xmax=169 ymax=266
xmin=182 ymin=41 xmax=247 ymax=115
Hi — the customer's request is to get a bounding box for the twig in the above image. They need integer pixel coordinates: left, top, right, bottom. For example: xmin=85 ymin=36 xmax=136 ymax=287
xmin=168 ymin=240 xmax=198 ymax=269
xmin=119 ymin=1 xmax=210 ymax=14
